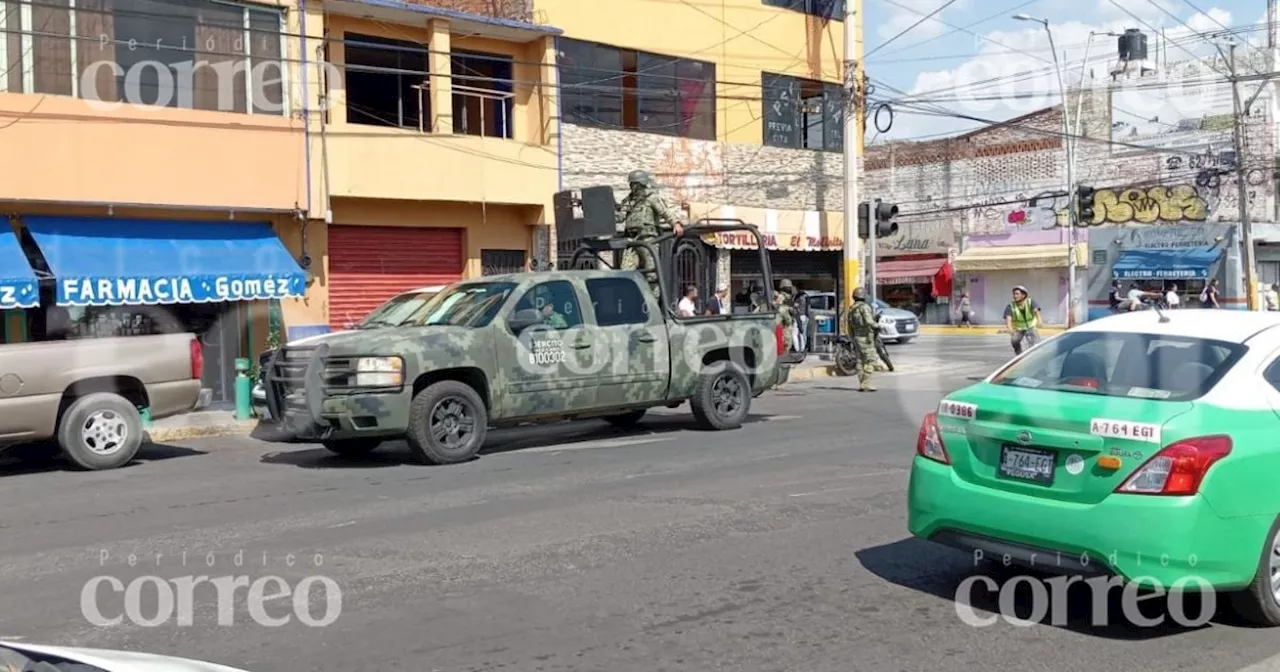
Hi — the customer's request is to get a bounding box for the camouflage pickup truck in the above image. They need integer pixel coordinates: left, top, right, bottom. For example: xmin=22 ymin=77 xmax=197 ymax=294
xmin=260 ymin=268 xmax=797 ymax=464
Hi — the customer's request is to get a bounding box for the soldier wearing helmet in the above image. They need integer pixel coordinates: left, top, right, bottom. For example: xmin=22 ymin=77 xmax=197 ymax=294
xmin=615 ymin=169 xmax=686 ymax=297
xmin=773 ymin=279 xmax=798 ymax=352
xmin=846 ymin=286 xmax=878 ymax=392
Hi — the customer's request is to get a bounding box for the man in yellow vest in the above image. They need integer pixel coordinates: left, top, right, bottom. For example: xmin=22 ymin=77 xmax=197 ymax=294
xmin=1004 ymin=285 xmax=1043 ymax=356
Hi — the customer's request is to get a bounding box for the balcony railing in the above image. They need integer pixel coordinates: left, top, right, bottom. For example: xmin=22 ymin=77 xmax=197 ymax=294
xmin=339 ymin=59 xmax=517 ymax=140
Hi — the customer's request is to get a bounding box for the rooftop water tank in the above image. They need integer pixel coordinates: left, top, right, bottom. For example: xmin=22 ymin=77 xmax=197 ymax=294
xmin=1118 ymin=28 xmax=1148 ymax=61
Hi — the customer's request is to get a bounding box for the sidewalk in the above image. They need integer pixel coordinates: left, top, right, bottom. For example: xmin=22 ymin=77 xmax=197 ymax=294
xmin=145 ymin=411 xmax=256 ymax=443
xmin=919 ymin=325 xmax=1066 ymax=336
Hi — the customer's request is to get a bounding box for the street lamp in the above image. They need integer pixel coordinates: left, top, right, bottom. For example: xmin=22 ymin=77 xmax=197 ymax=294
xmin=1013 ymin=13 xmax=1076 ymax=326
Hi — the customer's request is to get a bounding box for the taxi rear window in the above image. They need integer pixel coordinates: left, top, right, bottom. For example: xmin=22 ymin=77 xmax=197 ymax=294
xmin=990 ymin=331 xmax=1245 ymax=401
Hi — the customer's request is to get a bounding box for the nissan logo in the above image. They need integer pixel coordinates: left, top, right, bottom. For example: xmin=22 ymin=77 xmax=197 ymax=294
xmin=1016 ymin=431 xmax=1032 ymax=445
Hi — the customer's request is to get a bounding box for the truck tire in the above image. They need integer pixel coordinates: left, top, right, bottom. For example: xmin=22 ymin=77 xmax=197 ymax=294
xmin=604 ymin=410 xmax=646 ymax=427
xmin=322 ymin=439 xmax=383 ymax=457
xmin=690 ymin=362 xmax=751 ymax=431
xmin=56 ymin=393 xmax=144 ymax=470
xmin=405 ymin=381 xmax=488 ymax=465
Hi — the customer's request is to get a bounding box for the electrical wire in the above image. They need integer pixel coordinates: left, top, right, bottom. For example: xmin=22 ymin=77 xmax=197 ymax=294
xmin=864 ymin=0 xmax=958 ymax=58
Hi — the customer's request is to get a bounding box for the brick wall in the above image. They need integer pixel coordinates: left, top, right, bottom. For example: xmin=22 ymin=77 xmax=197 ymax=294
xmin=561 ymin=123 xmax=846 ymax=211
xmin=404 ymin=0 xmax=534 ymax=22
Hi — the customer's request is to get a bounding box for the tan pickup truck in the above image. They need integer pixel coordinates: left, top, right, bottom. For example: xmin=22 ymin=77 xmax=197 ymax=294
xmin=0 ymin=333 xmax=206 ymax=470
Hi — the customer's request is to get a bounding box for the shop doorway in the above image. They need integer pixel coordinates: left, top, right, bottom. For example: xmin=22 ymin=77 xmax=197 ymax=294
xmin=176 ymin=302 xmax=243 ymax=408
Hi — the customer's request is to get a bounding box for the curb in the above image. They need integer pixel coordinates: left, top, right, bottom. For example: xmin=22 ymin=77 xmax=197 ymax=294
xmin=786 ymin=365 xmax=837 ymax=382
xmin=145 ymin=420 xmax=257 ymax=443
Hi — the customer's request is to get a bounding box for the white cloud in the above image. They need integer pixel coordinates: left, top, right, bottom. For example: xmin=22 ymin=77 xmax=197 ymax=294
xmin=874 ymin=3 xmax=1244 ymax=142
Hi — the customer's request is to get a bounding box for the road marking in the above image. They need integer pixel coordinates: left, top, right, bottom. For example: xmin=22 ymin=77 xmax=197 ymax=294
xmin=521 ymin=436 xmax=674 ymax=454
xmin=326 ymin=521 xmax=357 ymax=529
xmin=1237 ymin=653 xmax=1280 ymax=672
xmin=762 ymin=414 xmax=802 ymax=421
xmin=786 ymin=469 xmax=910 ymax=497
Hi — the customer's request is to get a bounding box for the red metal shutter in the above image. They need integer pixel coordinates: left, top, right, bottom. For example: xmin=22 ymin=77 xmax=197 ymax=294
xmin=328 ymin=225 xmax=464 ymax=331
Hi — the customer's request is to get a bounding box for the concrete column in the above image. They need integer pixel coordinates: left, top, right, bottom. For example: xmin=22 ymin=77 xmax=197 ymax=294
xmin=427 ymin=19 xmax=453 ymax=134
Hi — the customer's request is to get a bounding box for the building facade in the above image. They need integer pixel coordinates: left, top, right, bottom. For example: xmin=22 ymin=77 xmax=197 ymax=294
xmin=0 ymin=0 xmax=563 ymax=407
xmin=540 ymin=0 xmax=852 ymax=300
xmin=866 ymin=52 xmax=1278 ymax=323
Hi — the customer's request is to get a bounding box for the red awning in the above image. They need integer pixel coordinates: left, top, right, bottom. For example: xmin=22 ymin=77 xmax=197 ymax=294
xmin=875 ymin=257 xmax=949 ymax=285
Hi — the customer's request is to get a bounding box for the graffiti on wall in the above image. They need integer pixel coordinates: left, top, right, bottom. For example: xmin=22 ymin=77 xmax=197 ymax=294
xmin=652 ymin=136 xmax=724 ymax=204
xmin=1083 ymin=185 xmax=1209 ymax=224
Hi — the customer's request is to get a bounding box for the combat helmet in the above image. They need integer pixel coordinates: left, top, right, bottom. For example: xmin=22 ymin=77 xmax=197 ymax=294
xmin=627 ymin=169 xmax=652 ymax=189
xmin=852 ymin=287 xmax=868 ymax=300
xmin=778 ymin=278 xmax=795 ymax=293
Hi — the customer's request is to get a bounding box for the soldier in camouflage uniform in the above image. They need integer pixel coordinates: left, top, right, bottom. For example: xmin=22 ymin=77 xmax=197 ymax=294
xmin=533 ymin=285 xmax=569 ymax=328
xmin=774 ymin=279 xmax=798 ymax=352
xmin=616 ymin=169 xmax=685 ymax=297
xmin=847 ymin=287 xmax=879 ymax=392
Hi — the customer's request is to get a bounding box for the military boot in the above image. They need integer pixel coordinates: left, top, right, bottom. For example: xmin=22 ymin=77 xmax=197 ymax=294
xmin=858 ymin=372 xmax=876 ymax=392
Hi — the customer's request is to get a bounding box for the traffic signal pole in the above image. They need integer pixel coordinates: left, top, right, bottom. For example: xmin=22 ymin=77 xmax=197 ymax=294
xmin=841 ymin=0 xmax=863 ymax=316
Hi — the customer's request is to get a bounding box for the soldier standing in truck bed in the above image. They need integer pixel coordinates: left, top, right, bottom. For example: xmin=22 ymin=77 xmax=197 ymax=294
xmin=616 ymin=169 xmax=685 ymax=298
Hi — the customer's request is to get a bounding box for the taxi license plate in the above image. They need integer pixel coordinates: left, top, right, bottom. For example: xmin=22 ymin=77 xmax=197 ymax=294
xmin=998 ymin=445 xmax=1055 ymax=485
xmin=904 ymin=323 xmax=916 ymax=331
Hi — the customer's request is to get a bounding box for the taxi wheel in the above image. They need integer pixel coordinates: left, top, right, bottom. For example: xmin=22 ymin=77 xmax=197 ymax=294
xmin=1231 ymin=517 xmax=1280 ymax=626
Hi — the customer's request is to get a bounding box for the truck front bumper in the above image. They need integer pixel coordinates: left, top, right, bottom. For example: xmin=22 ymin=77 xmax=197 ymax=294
xmin=260 ymin=343 xmax=410 ymax=443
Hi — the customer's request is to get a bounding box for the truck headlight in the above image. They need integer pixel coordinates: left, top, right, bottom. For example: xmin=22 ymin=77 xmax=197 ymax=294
xmin=354 ymin=357 xmax=403 ymax=387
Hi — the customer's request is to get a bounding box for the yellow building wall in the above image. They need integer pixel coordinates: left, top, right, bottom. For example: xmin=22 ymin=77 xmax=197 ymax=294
xmin=533 ymin=0 xmax=848 ymax=145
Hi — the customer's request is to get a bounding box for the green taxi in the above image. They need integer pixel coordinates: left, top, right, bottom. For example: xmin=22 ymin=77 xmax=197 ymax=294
xmin=908 ymin=309 xmax=1280 ymax=625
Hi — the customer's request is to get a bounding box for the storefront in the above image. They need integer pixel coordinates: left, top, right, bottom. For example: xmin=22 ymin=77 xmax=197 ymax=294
xmin=0 ymin=214 xmax=308 ymax=407
xmin=1086 ymin=223 xmax=1239 ymax=318
xmin=954 ymin=228 xmax=1088 ymax=326
xmin=872 ymin=221 xmax=955 ymax=323
xmin=321 ymin=198 xmax=543 ymax=333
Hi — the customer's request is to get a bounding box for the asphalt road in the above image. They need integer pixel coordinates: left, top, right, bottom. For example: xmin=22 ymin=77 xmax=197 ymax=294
xmin=2 ymin=335 xmax=1278 ymax=672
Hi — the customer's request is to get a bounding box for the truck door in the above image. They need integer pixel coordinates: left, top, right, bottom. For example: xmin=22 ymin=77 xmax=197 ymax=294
xmin=584 ymin=276 xmax=670 ymax=408
xmin=497 ymin=279 xmax=599 ymax=417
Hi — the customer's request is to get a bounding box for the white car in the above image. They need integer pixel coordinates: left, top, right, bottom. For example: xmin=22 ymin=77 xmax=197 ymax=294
xmin=253 ymin=285 xmax=446 ymax=419
xmin=0 ymin=641 xmax=250 ymax=671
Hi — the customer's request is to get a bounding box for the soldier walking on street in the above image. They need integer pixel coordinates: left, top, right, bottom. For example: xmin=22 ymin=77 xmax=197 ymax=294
xmin=616 ymin=169 xmax=685 ymax=298
xmin=774 ymin=279 xmax=798 ymax=352
xmin=847 ymin=287 xmax=878 ymax=392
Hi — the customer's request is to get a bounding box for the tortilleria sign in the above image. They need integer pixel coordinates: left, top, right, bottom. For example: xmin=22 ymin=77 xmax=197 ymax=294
xmin=705 ymin=231 xmax=844 ymax=251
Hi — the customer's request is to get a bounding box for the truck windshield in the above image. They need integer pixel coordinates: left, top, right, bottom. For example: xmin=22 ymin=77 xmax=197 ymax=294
xmin=397 ymin=282 xmax=517 ymax=328
xmin=358 ymin=290 xmax=441 ymax=328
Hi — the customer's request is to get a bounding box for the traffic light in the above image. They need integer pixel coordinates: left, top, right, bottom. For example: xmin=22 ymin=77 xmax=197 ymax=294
xmin=1076 ymin=185 xmax=1096 ymax=223
xmin=874 ymin=201 xmax=899 ymax=238
xmin=857 ymin=202 xmax=870 ymax=240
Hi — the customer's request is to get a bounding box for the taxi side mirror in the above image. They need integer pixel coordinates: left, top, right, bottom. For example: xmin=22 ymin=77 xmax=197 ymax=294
xmin=508 ymin=309 xmax=541 ymax=333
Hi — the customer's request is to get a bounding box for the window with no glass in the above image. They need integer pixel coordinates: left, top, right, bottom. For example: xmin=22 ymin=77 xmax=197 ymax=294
xmin=557 ymin=38 xmax=716 ymax=141
xmin=761 ymin=72 xmax=843 ymax=152
xmin=343 ymin=32 xmax=429 ymax=130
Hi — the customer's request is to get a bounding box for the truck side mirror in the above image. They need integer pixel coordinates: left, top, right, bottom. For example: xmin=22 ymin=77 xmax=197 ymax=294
xmin=508 ymin=308 xmax=542 ymax=333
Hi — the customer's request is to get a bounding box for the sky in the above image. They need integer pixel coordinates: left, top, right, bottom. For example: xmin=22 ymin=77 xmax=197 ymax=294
xmin=861 ymin=0 xmax=1269 ymax=143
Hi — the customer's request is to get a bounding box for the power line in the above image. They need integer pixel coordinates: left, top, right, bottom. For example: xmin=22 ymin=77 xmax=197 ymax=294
xmin=865 ymin=0 xmax=958 ymax=58
xmin=866 ymin=0 xmax=1044 ymax=62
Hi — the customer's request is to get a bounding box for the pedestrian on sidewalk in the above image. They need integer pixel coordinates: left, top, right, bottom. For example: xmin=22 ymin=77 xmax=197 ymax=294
xmin=1265 ymin=284 xmax=1279 ymax=311
xmin=1200 ymin=279 xmax=1221 ymax=308
xmin=1004 ymin=285 xmax=1042 ymax=356
xmin=957 ymin=293 xmax=972 ymax=327
xmin=1165 ymin=283 xmax=1181 ymax=309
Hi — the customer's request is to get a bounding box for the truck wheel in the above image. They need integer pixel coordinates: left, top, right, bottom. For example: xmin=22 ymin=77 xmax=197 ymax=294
xmin=604 ymin=410 xmax=646 ymax=427
xmin=56 ymin=393 xmax=143 ymax=470
xmin=405 ymin=381 xmax=488 ymax=465
xmin=690 ymin=362 xmax=751 ymax=431
xmin=322 ymin=439 xmax=383 ymax=457
xmin=1230 ymin=516 xmax=1280 ymax=626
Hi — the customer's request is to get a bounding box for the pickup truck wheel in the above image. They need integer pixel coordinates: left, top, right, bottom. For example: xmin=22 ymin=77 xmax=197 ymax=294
xmin=322 ymin=439 xmax=383 ymax=457
xmin=57 ymin=393 xmax=143 ymax=470
xmin=604 ymin=410 xmax=647 ymax=427
xmin=690 ymin=363 xmax=751 ymax=431
xmin=405 ymin=381 xmax=488 ymax=465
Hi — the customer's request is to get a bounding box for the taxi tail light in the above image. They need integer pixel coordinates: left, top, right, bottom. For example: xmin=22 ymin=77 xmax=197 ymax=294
xmin=1115 ymin=435 xmax=1231 ymax=496
xmin=916 ymin=412 xmax=950 ymax=465
xmin=189 ymin=338 xmax=204 ymax=381
xmin=775 ymin=324 xmax=786 ymax=355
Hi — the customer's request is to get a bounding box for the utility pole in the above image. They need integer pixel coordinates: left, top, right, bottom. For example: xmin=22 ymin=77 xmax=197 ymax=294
xmin=1229 ymin=42 xmax=1260 ymax=310
xmin=841 ymin=0 xmax=863 ymax=314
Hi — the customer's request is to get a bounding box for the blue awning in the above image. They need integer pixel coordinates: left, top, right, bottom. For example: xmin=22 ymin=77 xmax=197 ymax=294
xmin=0 ymin=228 xmax=39 ymax=309
xmin=1112 ymin=247 xmax=1224 ymax=280
xmin=24 ymin=217 xmax=307 ymax=307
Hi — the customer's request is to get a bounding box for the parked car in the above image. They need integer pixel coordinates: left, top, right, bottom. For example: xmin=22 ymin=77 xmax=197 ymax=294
xmin=1 ymin=640 xmax=251 ymax=671
xmin=253 ymin=286 xmax=446 ymax=420
xmin=0 ymin=332 xmax=206 ymax=470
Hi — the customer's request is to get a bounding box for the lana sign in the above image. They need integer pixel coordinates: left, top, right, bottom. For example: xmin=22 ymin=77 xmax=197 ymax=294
xmin=706 ymin=232 xmax=843 ymax=251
